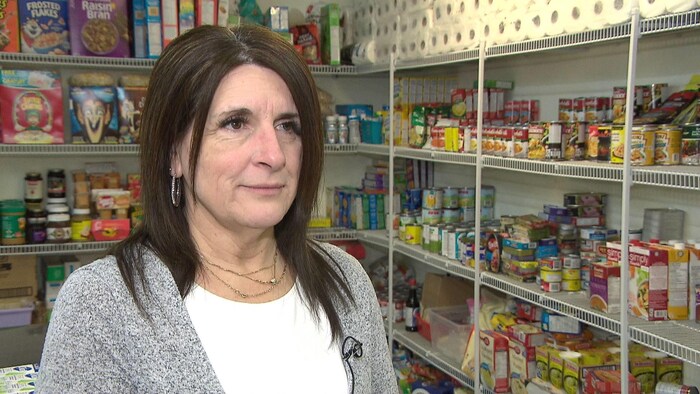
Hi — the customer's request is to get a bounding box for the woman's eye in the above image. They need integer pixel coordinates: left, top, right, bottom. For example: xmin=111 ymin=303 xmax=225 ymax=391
xmin=221 ymin=116 xmax=246 ymax=130
xmin=277 ymin=121 xmax=301 ymax=135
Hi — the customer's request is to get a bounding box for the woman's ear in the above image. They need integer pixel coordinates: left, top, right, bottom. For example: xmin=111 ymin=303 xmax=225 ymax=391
xmin=170 ymin=150 xmax=183 ymax=177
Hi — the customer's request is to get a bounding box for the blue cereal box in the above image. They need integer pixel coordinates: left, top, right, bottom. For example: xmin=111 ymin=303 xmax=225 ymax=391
xmin=18 ymin=0 xmax=70 ymax=55
xmin=68 ymin=73 xmax=119 ymax=144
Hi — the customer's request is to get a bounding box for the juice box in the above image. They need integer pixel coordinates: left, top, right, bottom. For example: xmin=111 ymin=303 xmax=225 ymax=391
xmin=629 ymin=244 xmax=668 ymax=321
xmin=0 ymin=0 xmax=20 ymax=52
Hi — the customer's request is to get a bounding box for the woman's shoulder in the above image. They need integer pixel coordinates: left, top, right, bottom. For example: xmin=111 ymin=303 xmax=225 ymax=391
xmin=314 ymin=242 xmax=365 ymax=276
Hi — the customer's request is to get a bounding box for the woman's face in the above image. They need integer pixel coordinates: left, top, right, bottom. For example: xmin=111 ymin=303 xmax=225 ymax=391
xmin=173 ymin=64 xmax=302 ymax=234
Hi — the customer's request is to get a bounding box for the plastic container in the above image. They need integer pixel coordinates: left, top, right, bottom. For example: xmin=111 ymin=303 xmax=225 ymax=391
xmin=428 ymin=305 xmax=472 ymax=363
xmin=0 ymin=306 xmax=34 ymax=328
xmin=0 ymin=199 xmax=26 ymax=245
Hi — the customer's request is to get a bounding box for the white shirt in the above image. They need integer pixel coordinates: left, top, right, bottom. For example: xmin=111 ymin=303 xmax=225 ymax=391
xmin=185 ymin=282 xmax=348 ymax=394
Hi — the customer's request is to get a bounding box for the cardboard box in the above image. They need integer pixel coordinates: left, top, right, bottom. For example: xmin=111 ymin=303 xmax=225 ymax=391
xmin=178 ymin=0 xmax=195 ymax=35
xmin=479 ymin=330 xmax=510 ymax=393
xmin=652 ymin=243 xmax=689 ymax=320
xmin=689 ymin=243 xmax=700 ymax=321
xmin=590 ymin=263 xmax=621 ymax=313
xmin=421 ymin=272 xmax=474 ymax=314
xmin=131 ymin=0 xmax=148 ymax=58
xmin=68 ymin=0 xmax=131 ymax=57
xmin=0 ymin=255 xmax=37 ymax=300
xmin=145 ymin=0 xmax=163 ymax=58
xmin=69 ymin=85 xmax=120 ymax=144
xmin=0 ymin=0 xmax=20 ymax=52
xmin=18 ymin=0 xmax=70 ymax=54
xmin=320 ymin=4 xmax=340 ymax=66
xmin=629 ymin=244 xmax=668 ymax=321
xmin=160 ymin=0 xmax=178 ymax=47
xmin=91 ymin=219 xmax=130 ymax=241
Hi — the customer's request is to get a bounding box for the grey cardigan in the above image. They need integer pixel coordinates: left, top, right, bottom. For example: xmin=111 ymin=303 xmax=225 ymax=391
xmin=37 ymin=243 xmax=398 ymax=393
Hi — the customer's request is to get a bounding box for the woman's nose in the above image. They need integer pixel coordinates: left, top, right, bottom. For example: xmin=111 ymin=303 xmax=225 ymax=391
xmin=252 ymin=125 xmax=286 ymax=169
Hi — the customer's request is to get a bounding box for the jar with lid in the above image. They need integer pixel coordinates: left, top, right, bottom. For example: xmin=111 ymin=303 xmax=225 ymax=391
xmin=337 ymin=115 xmax=349 ymax=144
xmin=24 ymin=172 xmax=43 ymax=205
xmin=0 ymin=200 xmax=26 ymax=245
xmin=348 ymin=114 xmax=361 ymax=144
xmin=47 ymin=169 xmax=66 ymax=199
xmin=71 ymin=208 xmax=92 ymax=242
xmin=325 ymin=115 xmax=338 ymax=144
xmin=46 ymin=213 xmax=71 ymax=243
xmin=26 ymin=207 xmax=47 ymax=244
xmin=46 ymin=203 xmax=70 ymax=216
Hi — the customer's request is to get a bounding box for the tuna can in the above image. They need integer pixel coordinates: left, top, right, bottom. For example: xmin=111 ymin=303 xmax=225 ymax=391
xmin=562 ymin=255 xmax=581 ymax=269
xmin=562 ymin=268 xmax=581 ymax=280
xmin=655 ymin=124 xmax=682 ymax=165
xmin=442 ymin=187 xmax=459 ymax=208
xmin=540 ymin=267 xmax=563 ymax=282
xmin=681 ymin=123 xmax=700 ymax=165
xmin=562 ymin=279 xmax=581 ymax=291
xmin=422 ymin=188 xmax=443 ymax=209
xmin=540 ymin=280 xmax=561 ymax=293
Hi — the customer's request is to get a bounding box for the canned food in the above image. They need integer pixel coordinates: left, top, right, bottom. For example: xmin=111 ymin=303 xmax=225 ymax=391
xmin=562 ymin=279 xmax=581 ymax=291
xmin=422 ymin=224 xmax=431 ymax=250
xmin=406 ymin=188 xmax=423 ymax=211
xmin=540 ymin=257 xmax=562 ymax=270
xmin=546 ymin=121 xmax=563 ymax=160
xmin=421 ymin=208 xmax=442 ymax=225
xmin=405 ymin=224 xmax=422 ymax=245
xmin=442 ymin=187 xmax=459 ymax=208
xmin=562 ymin=255 xmax=581 ymax=269
xmin=423 ymin=188 xmax=443 ymax=209
xmin=528 ymin=122 xmax=546 ymax=160
xmin=610 ymin=125 xmax=625 ymax=164
xmin=540 ymin=267 xmax=563 ymax=282
xmin=565 ymin=121 xmax=586 ymax=160
xmin=513 ymin=126 xmax=529 ymax=158
xmin=429 ymin=225 xmax=442 ymax=254
xmin=655 ymin=125 xmax=682 ymax=165
xmin=562 ymin=268 xmax=581 ymax=280
xmin=459 ymin=187 xmax=475 ymax=208
xmin=681 ymin=123 xmax=700 ymax=165
xmin=631 ymin=125 xmax=656 ymax=166
xmin=442 ymin=208 xmax=460 ymax=223
xmin=541 ymin=280 xmax=561 ymax=293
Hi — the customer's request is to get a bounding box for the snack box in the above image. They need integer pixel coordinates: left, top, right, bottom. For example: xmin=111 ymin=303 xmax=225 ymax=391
xmin=68 ymin=0 xmax=131 ymax=57
xmin=564 ymin=192 xmax=607 ymax=206
xmin=91 ymin=219 xmax=130 ymax=241
xmin=508 ymin=324 xmax=546 ymax=347
xmin=0 ymin=69 xmax=64 ymax=144
xmin=18 ymin=0 xmax=70 ymax=55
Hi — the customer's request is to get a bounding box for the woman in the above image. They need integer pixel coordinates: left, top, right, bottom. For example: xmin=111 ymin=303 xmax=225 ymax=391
xmin=37 ymin=24 xmax=397 ymax=393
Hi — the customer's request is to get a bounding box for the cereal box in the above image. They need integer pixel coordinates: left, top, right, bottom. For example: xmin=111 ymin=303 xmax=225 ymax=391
xmin=0 ymin=0 xmax=20 ymax=52
xmin=116 ymin=75 xmax=149 ymax=144
xmin=68 ymin=0 xmax=130 ymax=57
xmin=69 ymin=85 xmax=120 ymax=143
xmin=0 ymin=69 xmax=64 ymax=144
xmin=18 ymin=0 xmax=70 ymax=55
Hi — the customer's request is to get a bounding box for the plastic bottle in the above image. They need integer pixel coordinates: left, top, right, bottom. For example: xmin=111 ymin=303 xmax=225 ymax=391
xmin=404 ymin=278 xmax=419 ymax=332
xmin=325 ymin=115 xmax=337 ymax=144
xmin=348 ymin=114 xmax=361 ymax=144
xmin=337 ymin=115 xmax=349 ymax=144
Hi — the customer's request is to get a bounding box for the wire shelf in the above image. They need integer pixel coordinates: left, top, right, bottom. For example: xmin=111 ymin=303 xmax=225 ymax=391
xmin=640 ymin=9 xmax=700 ymax=34
xmin=392 ymin=329 xmax=480 ymax=391
xmin=394 ymin=242 xmax=476 ymax=280
xmin=356 ymin=230 xmax=391 ymax=249
xmin=629 ymin=321 xmax=700 ymax=367
xmin=394 ymin=148 xmax=477 ymax=166
xmin=0 ymin=241 xmax=118 ymax=256
xmin=396 ymin=48 xmax=480 ymax=70
xmin=324 ymin=144 xmax=358 ymax=154
xmin=307 ymin=228 xmax=357 ymax=241
xmin=357 ymin=143 xmax=391 ymax=156
xmin=0 ymin=144 xmax=140 ymax=156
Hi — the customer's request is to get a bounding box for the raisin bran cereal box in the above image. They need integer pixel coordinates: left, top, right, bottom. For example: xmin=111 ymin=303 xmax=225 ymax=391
xmin=68 ymin=0 xmax=131 ymax=57
xmin=0 ymin=0 xmax=21 ymax=52
xmin=0 ymin=69 xmax=64 ymax=144
xmin=18 ymin=0 xmax=70 ymax=55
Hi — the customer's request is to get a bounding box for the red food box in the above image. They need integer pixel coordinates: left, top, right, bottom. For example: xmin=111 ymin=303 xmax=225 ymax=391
xmin=0 ymin=69 xmax=64 ymax=144
xmin=0 ymin=0 xmax=20 ymax=52
xmin=91 ymin=219 xmax=130 ymax=241
xmin=585 ymin=369 xmax=641 ymax=394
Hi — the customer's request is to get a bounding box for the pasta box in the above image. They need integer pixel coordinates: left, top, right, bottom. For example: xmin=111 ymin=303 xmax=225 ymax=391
xmin=0 ymin=69 xmax=64 ymax=144
xmin=18 ymin=0 xmax=70 ymax=55
xmin=68 ymin=0 xmax=130 ymax=57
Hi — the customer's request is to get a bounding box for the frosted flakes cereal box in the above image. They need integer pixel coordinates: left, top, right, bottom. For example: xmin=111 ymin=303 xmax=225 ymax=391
xmin=0 ymin=0 xmax=20 ymax=52
xmin=0 ymin=69 xmax=64 ymax=144
xmin=69 ymin=0 xmax=130 ymax=57
xmin=18 ymin=0 xmax=70 ymax=55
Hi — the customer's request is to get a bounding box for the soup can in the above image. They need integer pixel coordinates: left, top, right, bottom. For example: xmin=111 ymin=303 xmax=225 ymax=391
xmin=655 ymin=124 xmax=682 ymax=165
xmin=681 ymin=123 xmax=700 ymax=165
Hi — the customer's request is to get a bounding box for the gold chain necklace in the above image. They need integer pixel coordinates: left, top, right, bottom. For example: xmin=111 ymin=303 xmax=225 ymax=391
xmin=204 ymin=250 xmax=280 ymax=285
xmin=202 ymin=261 xmax=288 ymax=299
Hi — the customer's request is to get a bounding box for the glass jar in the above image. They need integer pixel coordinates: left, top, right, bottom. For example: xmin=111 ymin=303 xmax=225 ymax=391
xmin=46 ymin=213 xmax=71 ymax=243
xmin=47 ymin=169 xmax=66 ymax=199
xmin=46 ymin=203 xmax=70 ymax=215
xmin=0 ymin=200 xmax=26 ymax=245
xmin=26 ymin=207 xmax=47 ymax=244
xmin=24 ymin=172 xmax=43 ymax=205
xmin=71 ymin=208 xmax=92 ymax=242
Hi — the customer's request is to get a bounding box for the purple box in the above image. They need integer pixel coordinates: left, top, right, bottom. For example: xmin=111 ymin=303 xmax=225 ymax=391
xmin=19 ymin=0 xmax=71 ymax=55
xmin=68 ymin=0 xmax=131 ymax=57
xmin=0 ymin=306 xmax=34 ymax=328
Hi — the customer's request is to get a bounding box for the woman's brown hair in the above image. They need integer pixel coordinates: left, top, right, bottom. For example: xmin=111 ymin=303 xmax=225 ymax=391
xmin=113 ymin=24 xmax=353 ymax=340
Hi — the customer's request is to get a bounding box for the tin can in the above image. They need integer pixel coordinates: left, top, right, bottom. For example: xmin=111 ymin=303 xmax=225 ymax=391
xmin=630 ymin=125 xmax=656 ymax=166
xmin=562 ymin=255 xmax=581 ymax=269
xmin=406 ymin=188 xmax=423 ymax=211
xmin=528 ymin=122 xmax=546 ymax=160
xmin=546 ymin=121 xmax=563 ymax=160
xmin=394 ymin=300 xmax=405 ymax=322
xmin=540 ymin=267 xmax=563 ymax=282
xmin=442 ymin=187 xmax=459 ymax=209
xmin=541 ymin=280 xmax=561 ymax=293
xmin=405 ymin=224 xmax=422 ymax=245
xmin=540 ymin=257 xmax=562 ymax=270
xmin=442 ymin=208 xmax=460 ymax=223
xmin=422 ymin=188 xmax=443 ymax=210
xmin=459 ymin=187 xmax=475 ymax=208
xmin=513 ymin=126 xmax=529 ymax=158
xmin=562 ymin=279 xmax=581 ymax=291
xmin=422 ymin=208 xmax=442 ymax=225
xmin=562 ymin=268 xmax=580 ymax=280
xmin=566 ymin=121 xmax=587 ymax=160
xmin=681 ymin=123 xmax=700 ymax=165
xmin=429 ymin=224 xmax=442 ymax=254
xmin=399 ymin=213 xmax=416 ymax=241
xmin=422 ymin=224 xmax=431 ymax=250
xmin=655 ymin=124 xmax=682 ymax=165
xmin=610 ymin=125 xmax=625 ymax=164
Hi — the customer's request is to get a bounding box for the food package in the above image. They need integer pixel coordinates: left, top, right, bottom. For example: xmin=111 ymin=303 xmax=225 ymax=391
xmin=291 ymin=24 xmax=321 ymax=64
xmin=116 ymin=74 xmax=149 ymax=144
xmin=18 ymin=0 xmax=70 ymax=55
xmin=69 ymin=73 xmax=120 ymax=144
xmin=68 ymin=0 xmax=131 ymax=57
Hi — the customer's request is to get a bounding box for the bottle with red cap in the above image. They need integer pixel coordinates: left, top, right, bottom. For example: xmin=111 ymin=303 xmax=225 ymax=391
xmin=404 ymin=278 xmax=419 ymax=332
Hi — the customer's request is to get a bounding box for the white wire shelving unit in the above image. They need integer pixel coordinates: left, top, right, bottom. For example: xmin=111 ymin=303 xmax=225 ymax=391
xmin=0 ymin=241 xmax=118 ymax=256
xmin=354 ymin=231 xmax=700 ymax=368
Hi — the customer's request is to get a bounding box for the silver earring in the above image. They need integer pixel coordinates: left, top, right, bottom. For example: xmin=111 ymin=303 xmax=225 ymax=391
xmin=171 ymin=172 xmax=182 ymax=208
